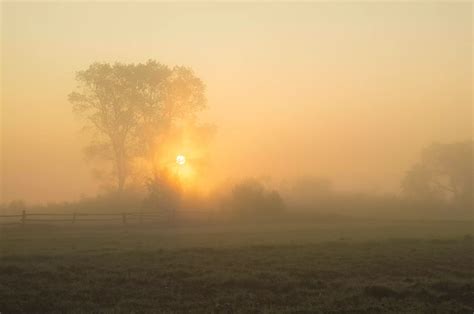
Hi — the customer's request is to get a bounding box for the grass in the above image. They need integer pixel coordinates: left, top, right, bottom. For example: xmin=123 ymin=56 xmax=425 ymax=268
xmin=0 ymin=220 xmax=473 ymax=313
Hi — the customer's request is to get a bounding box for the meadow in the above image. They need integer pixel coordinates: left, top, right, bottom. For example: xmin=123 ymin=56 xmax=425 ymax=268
xmin=1 ymin=219 xmax=472 ymax=313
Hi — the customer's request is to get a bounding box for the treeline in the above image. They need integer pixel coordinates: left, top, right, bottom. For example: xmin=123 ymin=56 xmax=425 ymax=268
xmin=1 ymin=173 xmax=471 ymax=222
xmin=1 ymin=138 xmax=471 ymax=222
xmin=2 ymin=56 xmax=472 ymax=221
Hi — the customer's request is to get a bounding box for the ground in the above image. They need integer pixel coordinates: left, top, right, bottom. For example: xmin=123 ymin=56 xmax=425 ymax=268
xmin=0 ymin=220 xmax=473 ymax=313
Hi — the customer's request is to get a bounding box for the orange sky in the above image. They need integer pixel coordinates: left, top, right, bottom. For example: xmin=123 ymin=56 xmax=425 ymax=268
xmin=1 ymin=2 xmax=472 ymax=203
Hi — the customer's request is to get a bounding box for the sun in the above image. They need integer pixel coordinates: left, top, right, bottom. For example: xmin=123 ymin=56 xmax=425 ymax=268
xmin=176 ymin=154 xmax=186 ymax=165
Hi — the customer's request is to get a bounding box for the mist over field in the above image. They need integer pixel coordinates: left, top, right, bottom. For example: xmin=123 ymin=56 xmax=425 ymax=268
xmin=0 ymin=2 xmax=473 ymax=313
xmin=2 ymin=2 xmax=472 ymax=204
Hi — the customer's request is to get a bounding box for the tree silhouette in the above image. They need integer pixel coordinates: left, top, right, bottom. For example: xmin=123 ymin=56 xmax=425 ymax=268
xmin=133 ymin=63 xmax=206 ymax=167
xmin=402 ymin=141 xmax=473 ymax=206
xmin=69 ymin=60 xmax=206 ymax=193
xmin=224 ymin=179 xmax=285 ymax=217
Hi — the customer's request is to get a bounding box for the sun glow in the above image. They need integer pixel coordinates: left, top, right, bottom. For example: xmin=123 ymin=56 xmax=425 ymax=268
xmin=176 ymin=154 xmax=186 ymax=165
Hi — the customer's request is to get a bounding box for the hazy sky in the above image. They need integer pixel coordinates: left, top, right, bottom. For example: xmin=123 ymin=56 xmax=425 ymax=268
xmin=1 ymin=2 xmax=472 ymax=203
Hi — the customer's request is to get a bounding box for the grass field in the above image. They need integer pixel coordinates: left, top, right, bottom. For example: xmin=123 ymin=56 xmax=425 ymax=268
xmin=1 ymin=220 xmax=473 ymax=313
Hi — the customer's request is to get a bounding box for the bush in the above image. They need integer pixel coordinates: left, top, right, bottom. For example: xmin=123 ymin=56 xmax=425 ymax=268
xmin=221 ymin=179 xmax=285 ymax=218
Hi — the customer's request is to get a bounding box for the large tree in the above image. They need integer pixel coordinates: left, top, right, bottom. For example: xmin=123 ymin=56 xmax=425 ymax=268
xmin=133 ymin=63 xmax=206 ymax=165
xmin=69 ymin=60 xmax=206 ymax=193
xmin=401 ymin=141 xmax=473 ymax=206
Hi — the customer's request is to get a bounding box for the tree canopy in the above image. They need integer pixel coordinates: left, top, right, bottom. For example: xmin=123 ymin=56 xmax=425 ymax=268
xmin=402 ymin=141 xmax=473 ymax=207
xmin=69 ymin=60 xmax=206 ymax=192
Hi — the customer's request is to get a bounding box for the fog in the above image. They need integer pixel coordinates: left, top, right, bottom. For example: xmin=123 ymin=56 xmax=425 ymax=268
xmin=1 ymin=3 xmax=474 ymax=312
xmin=1 ymin=2 xmax=472 ymax=205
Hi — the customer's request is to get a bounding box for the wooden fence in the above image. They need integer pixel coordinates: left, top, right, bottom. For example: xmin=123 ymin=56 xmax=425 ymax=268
xmin=0 ymin=210 xmax=188 ymax=226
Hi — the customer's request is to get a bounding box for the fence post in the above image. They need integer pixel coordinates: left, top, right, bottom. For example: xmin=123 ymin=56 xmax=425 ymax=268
xmin=122 ymin=213 xmax=127 ymax=225
xmin=21 ymin=210 xmax=26 ymax=225
xmin=72 ymin=212 xmax=76 ymax=224
xmin=139 ymin=211 xmax=143 ymax=225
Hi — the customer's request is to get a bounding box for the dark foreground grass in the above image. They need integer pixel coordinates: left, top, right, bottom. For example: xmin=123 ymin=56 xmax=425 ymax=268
xmin=0 ymin=222 xmax=473 ymax=313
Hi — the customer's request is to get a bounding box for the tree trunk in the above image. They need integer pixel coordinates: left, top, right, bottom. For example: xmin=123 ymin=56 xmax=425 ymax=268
xmin=117 ymin=166 xmax=126 ymax=193
xmin=113 ymin=138 xmax=127 ymax=194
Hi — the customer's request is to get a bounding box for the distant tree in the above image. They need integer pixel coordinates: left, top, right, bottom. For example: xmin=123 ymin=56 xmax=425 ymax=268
xmin=401 ymin=141 xmax=473 ymax=206
xmin=69 ymin=60 xmax=206 ymax=193
xmin=143 ymin=169 xmax=181 ymax=213
xmin=225 ymin=179 xmax=285 ymax=216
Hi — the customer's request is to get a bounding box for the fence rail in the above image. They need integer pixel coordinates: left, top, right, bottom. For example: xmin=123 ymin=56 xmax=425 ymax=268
xmin=0 ymin=210 xmax=194 ymax=225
